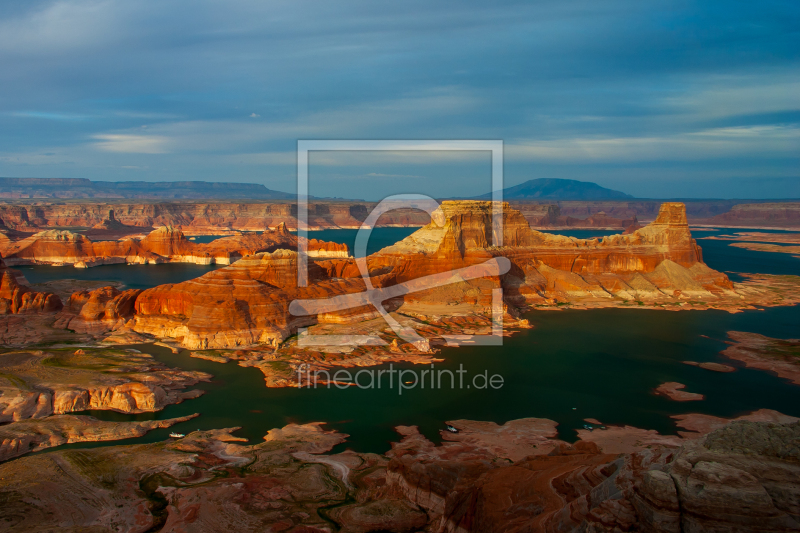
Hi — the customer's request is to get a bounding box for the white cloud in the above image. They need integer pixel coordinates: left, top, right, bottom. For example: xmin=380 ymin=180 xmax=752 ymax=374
xmin=506 ymin=124 xmax=800 ymax=162
xmin=0 ymin=1 xmax=123 ymax=56
xmin=92 ymin=133 xmax=170 ymax=153
xmin=662 ymin=76 xmax=800 ymax=121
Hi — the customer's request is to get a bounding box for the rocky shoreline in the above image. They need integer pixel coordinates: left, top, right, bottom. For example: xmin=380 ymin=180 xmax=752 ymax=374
xmin=0 ymin=411 xmax=797 ymax=532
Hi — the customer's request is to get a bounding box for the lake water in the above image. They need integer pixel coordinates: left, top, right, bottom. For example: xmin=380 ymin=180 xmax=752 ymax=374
xmin=45 ymin=225 xmax=800 ymax=455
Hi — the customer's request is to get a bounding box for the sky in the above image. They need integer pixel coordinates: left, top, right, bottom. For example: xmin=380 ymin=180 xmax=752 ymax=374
xmin=0 ymin=0 xmax=798 ymax=200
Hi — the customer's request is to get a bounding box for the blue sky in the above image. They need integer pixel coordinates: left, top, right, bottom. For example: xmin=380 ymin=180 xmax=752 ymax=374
xmin=0 ymin=0 xmax=797 ymax=199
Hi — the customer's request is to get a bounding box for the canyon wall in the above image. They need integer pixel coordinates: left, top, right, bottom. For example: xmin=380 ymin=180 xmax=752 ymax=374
xmin=2 ymin=198 xmax=795 ymax=234
xmin=0 ymin=202 xmax=419 ymax=232
xmin=702 ymin=202 xmax=800 ymax=227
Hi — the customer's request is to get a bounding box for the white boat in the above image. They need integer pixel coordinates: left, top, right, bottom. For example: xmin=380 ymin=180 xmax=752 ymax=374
xmin=169 ymin=432 xmax=185 ymax=438
xmin=445 ymin=425 xmax=459 ymax=433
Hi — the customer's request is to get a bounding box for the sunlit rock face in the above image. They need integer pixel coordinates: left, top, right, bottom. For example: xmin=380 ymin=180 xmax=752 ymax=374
xmin=132 ymin=249 xmax=377 ymax=349
xmin=0 ymin=223 xmax=349 ymax=267
xmin=0 ymin=257 xmax=61 ymax=314
xmin=54 ymin=286 xmax=141 ymax=334
xmin=130 ymin=201 xmax=739 ymax=349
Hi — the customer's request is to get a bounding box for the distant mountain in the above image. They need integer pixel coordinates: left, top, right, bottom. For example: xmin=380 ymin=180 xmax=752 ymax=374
xmin=471 ymin=178 xmax=633 ymax=200
xmin=0 ymin=177 xmax=295 ymax=200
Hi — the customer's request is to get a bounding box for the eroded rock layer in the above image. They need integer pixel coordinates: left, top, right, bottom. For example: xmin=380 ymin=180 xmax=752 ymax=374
xmin=0 ymin=222 xmax=348 ymax=267
xmin=0 ymin=416 xmax=797 ymax=532
xmin=0 ymin=257 xmax=61 ymax=314
xmin=0 ymin=347 xmax=210 ymax=423
xmin=132 ymin=201 xmax=751 ymax=349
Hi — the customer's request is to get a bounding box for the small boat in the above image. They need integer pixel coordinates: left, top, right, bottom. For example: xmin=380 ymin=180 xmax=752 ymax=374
xmin=582 ymin=425 xmax=594 ymax=431
xmin=169 ymin=432 xmax=185 ymax=438
xmin=445 ymin=425 xmax=459 ymax=433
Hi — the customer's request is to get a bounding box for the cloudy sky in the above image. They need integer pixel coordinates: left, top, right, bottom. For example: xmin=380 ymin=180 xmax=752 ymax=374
xmin=0 ymin=0 xmax=797 ymax=199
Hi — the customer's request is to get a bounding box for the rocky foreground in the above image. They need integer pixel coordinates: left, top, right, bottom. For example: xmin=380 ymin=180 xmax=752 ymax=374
xmin=0 ymin=412 xmax=797 ymax=532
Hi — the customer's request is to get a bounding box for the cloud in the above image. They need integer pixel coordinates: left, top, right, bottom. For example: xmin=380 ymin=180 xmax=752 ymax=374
xmin=366 ymin=172 xmax=425 ymax=179
xmin=0 ymin=1 xmax=797 ymax=197
xmin=507 ymin=124 xmax=800 ymax=162
xmin=10 ymin=110 xmax=92 ymax=121
xmin=92 ymin=134 xmax=170 ymax=153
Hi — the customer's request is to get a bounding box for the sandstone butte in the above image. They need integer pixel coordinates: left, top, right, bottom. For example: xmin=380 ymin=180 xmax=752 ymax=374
xmin=130 ymin=201 xmax=766 ymax=350
xmin=0 ymin=256 xmax=61 ymax=314
xmin=0 ymin=220 xmax=349 ymax=268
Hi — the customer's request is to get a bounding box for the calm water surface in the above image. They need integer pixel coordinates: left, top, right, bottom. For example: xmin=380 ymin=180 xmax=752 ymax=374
xmin=46 ymin=225 xmax=800 ymax=454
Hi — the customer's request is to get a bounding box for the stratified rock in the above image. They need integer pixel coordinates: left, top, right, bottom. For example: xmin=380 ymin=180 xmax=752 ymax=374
xmin=54 ymin=285 xmax=141 ymax=334
xmin=704 ymin=202 xmax=800 ymax=228
xmin=0 ymin=256 xmax=61 ymax=314
xmin=0 ymin=224 xmax=349 ymax=267
xmin=0 ymin=347 xmax=210 ymax=422
xmin=0 ymin=414 xmax=798 ymax=532
xmin=632 ymin=421 xmax=800 ymax=533
xmin=0 ymin=413 xmax=198 ymax=462
xmin=133 ymin=249 xmax=379 ymax=349
xmin=130 ymin=201 xmax=773 ymax=350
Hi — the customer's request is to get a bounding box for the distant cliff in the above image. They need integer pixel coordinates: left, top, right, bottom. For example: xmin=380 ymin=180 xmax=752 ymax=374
xmin=0 ymin=177 xmax=294 ymax=200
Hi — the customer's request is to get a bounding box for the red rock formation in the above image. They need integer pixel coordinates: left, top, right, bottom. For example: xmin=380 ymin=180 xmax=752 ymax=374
xmin=702 ymin=202 xmax=800 ymax=228
xmin=0 ymin=257 xmax=61 ymax=314
xmin=0 ymin=224 xmax=349 ymax=267
xmin=3 ymin=199 xmax=798 ymax=233
xmin=131 ymin=201 xmax=741 ymax=349
xmin=0 ymin=415 xmax=797 ymax=532
xmin=132 ymin=249 xmax=380 ymax=349
xmin=0 ymin=201 xmax=426 ymax=233
xmin=55 ymin=286 xmax=141 ymax=334
xmin=0 ymin=413 xmax=198 ymax=462
xmin=372 ymin=200 xmax=729 ymax=308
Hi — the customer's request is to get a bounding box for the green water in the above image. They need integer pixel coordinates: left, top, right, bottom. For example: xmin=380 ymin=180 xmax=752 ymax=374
xmin=17 ymin=263 xmax=222 ymax=290
xmin=31 ymin=226 xmax=800 ymax=455
xmin=60 ymin=305 xmax=800 ymax=455
xmin=308 ymin=227 xmax=418 ymax=257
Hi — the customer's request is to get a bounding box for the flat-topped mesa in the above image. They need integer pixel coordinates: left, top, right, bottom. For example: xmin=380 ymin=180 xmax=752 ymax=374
xmin=384 ymin=200 xmax=702 ymax=273
xmin=139 ymin=225 xmax=189 ymax=257
xmin=371 ymin=200 xmax=732 ymax=307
